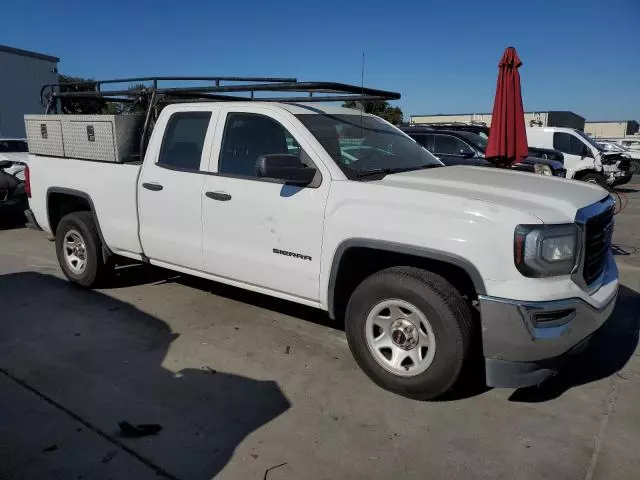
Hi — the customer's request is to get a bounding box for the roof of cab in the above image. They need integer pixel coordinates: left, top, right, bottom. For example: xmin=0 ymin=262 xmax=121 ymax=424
xmin=274 ymin=103 xmax=367 ymax=115
xmin=166 ymin=102 xmax=371 ymax=116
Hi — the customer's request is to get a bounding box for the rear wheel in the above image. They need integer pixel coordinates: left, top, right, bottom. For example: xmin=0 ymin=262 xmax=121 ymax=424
xmin=345 ymin=267 xmax=474 ymax=399
xmin=55 ymin=211 xmax=109 ymax=287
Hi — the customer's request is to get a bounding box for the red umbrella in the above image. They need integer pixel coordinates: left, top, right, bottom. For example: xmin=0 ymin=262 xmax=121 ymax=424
xmin=485 ymin=47 xmax=528 ymax=167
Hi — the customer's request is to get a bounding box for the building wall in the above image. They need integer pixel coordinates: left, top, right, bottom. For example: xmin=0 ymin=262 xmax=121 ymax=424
xmin=0 ymin=50 xmax=58 ymax=137
xmin=410 ymin=113 xmax=493 ymax=125
xmin=410 ymin=111 xmax=584 ymax=130
xmin=585 ymin=121 xmax=640 ymax=139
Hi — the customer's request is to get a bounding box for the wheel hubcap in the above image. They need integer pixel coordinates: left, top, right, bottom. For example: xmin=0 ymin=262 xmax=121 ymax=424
xmin=365 ymin=299 xmax=436 ymax=377
xmin=63 ymin=229 xmax=88 ymax=275
xmin=390 ymin=319 xmax=418 ymax=350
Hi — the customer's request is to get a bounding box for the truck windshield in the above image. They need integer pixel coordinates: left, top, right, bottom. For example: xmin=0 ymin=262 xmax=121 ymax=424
xmin=296 ymin=114 xmax=442 ymax=180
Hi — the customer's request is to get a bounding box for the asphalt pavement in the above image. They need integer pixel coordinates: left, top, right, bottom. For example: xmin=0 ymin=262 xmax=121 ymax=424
xmin=0 ymin=185 xmax=639 ymax=480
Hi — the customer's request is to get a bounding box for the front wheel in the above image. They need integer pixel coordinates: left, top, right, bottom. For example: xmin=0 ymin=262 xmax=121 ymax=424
xmin=345 ymin=267 xmax=474 ymax=399
xmin=55 ymin=211 xmax=110 ymax=287
xmin=579 ymin=172 xmax=606 ymax=188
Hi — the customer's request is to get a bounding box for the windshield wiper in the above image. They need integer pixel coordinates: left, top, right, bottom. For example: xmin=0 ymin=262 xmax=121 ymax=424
xmin=356 ymin=164 xmax=442 ymax=180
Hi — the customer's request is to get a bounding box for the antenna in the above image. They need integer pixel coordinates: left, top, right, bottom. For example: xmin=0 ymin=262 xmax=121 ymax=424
xmin=360 ymin=51 xmax=365 ymax=134
xmin=361 ymin=52 xmax=365 ymax=94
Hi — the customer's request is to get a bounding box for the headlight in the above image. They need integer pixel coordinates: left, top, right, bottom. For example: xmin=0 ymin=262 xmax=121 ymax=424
xmin=514 ymin=224 xmax=578 ymax=277
xmin=534 ymin=164 xmax=553 ymax=176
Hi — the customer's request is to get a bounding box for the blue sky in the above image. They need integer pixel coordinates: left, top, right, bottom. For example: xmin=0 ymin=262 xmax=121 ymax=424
xmin=3 ymin=0 xmax=639 ymax=121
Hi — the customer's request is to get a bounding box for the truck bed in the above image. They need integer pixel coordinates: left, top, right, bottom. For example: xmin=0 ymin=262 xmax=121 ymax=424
xmin=28 ymin=154 xmax=143 ymax=256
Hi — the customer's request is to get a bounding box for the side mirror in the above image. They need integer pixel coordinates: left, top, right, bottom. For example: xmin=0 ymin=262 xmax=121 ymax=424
xmin=460 ymin=150 xmax=475 ymax=159
xmin=0 ymin=160 xmax=12 ymax=169
xmin=256 ymin=154 xmax=316 ymax=185
xmin=581 ymin=146 xmax=592 ymax=159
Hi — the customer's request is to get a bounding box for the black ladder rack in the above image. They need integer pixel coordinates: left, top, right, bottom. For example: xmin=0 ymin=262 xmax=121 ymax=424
xmin=39 ymin=75 xmax=401 ymax=159
xmin=40 ymin=75 xmax=401 ymax=111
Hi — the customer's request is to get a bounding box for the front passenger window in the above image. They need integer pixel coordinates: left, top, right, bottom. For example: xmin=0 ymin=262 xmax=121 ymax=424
xmin=218 ymin=113 xmax=304 ymax=178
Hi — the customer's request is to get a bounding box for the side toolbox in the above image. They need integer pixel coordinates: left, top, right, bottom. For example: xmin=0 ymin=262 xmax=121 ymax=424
xmin=24 ymin=114 xmax=144 ymax=162
xmin=25 ymin=117 xmax=65 ymax=157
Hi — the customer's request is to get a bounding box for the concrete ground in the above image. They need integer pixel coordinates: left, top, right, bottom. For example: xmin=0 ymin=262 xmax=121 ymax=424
xmin=0 ymin=185 xmax=639 ymax=480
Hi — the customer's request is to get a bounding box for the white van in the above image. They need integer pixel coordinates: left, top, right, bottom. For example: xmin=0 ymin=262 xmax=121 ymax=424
xmin=527 ymin=127 xmax=631 ymax=187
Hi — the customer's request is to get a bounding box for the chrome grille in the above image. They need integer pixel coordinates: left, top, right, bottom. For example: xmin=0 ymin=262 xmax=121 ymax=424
xmin=582 ymin=201 xmax=614 ymax=285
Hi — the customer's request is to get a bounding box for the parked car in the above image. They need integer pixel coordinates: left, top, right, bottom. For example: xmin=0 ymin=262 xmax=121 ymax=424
xmin=0 ymin=159 xmax=27 ymax=215
xmin=527 ymin=146 xmax=565 ymax=162
xmin=527 ymin=127 xmax=631 ymax=187
xmin=597 ymin=140 xmax=640 ymax=160
xmin=408 ymin=122 xmax=490 ymax=139
xmin=25 ymin=76 xmax=618 ymax=400
xmin=618 ymin=138 xmax=640 ymax=152
xmin=400 ymin=126 xmax=566 ymax=177
xmin=0 ymin=138 xmax=29 ymax=176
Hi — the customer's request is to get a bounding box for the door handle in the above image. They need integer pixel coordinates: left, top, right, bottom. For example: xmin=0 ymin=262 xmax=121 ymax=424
xmin=142 ymin=182 xmax=163 ymax=191
xmin=206 ymin=191 xmax=232 ymax=201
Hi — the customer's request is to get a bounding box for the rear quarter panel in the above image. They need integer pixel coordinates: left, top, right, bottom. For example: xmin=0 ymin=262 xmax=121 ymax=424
xmin=28 ymin=155 xmax=142 ymax=254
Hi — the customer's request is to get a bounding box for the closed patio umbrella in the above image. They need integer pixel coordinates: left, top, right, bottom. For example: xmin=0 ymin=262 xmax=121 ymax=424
xmin=485 ymin=47 xmax=528 ymax=167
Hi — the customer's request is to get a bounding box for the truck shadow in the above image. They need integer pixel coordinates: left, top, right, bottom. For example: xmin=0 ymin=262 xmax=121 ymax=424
xmin=0 ymin=272 xmax=290 ymax=480
xmin=101 ymin=263 xmax=639 ymax=404
xmin=0 ymin=211 xmax=27 ymax=231
xmin=509 ymin=285 xmax=640 ymax=403
xmin=104 ymin=262 xmax=339 ymax=330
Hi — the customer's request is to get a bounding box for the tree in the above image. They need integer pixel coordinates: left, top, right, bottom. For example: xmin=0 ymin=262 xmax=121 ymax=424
xmin=56 ymin=76 xmax=152 ymax=115
xmin=342 ymin=100 xmax=403 ymax=125
xmin=57 ymin=74 xmax=105 ymax=114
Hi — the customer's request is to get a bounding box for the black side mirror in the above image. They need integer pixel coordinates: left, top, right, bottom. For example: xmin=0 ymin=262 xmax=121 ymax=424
xmin=256 ymin=154 xmax=316 ymax=185
xmin=460 ymin=150 xmax=475 ymax=159
xmin=0 ymin=160 xmax=12 ymax=169
xmin=581 ymin=146 xmax=592 ymax=159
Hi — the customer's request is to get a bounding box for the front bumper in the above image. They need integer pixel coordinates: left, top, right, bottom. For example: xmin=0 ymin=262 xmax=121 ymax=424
xmin=611 ymin=172 xmax=632 ymax=187
xmin=479 ymin=256 xmax=619 ymax=388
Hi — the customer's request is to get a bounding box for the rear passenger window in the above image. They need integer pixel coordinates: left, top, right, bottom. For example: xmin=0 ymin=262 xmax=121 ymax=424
xmin=157 ymin=112 xmax=212 ymax=170
xmin=218 ymin=113 xmax=303 ymax=178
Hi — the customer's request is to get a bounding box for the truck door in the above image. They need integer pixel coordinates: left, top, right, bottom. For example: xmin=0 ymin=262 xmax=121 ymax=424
xmin=201 ymin=107 xmax=330 ymax=303
xmin=552 ymin=131 xmax=597 ymax=178
xmin=138 ymin=107 xmax=219 ymax=270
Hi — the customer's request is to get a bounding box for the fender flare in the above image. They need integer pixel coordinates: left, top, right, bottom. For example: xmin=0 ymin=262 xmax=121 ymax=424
xmin=327 ymin=238 xmax=487 ymax=319
xmin=46 ymin=187 xmax=111 ymax=256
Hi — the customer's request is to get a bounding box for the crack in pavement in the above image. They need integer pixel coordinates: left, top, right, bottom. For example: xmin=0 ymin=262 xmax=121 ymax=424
xmin=0 ymin=366 xmax=181 ymax=480
xmin=584 ymin=376 xmax=619 ymax=480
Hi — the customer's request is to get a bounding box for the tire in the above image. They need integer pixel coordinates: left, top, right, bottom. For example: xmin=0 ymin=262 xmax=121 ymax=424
xmin=55 ymin=211 xmax=109 ymax=287
xmin=345 ymin=267 xmax=474 ymax=400
xmin=579 ymin=172 xmax=606 ymax=188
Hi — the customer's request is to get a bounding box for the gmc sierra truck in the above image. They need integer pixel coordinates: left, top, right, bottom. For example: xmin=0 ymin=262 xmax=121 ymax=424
xmin=24 ymin=77 xmax=618 ymax=399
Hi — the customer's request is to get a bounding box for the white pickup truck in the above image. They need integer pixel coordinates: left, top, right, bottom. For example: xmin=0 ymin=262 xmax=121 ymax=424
xmin=25 ymin=81 xmax=619 ymax=399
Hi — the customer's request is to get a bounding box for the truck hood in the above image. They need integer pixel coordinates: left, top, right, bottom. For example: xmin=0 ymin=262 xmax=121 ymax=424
xmin=377 ymin=166 xmax=608 ymax=223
